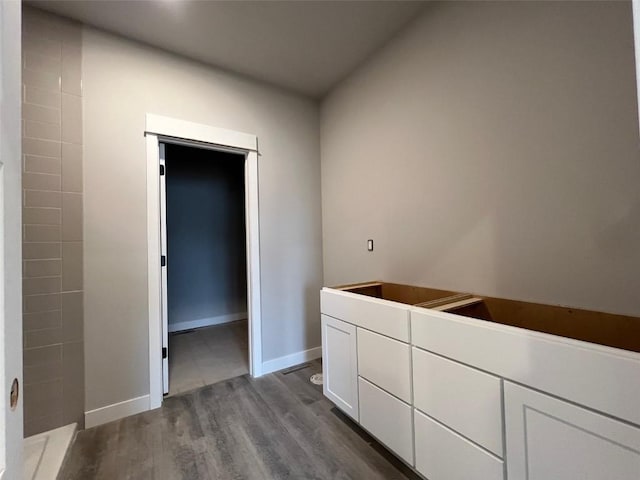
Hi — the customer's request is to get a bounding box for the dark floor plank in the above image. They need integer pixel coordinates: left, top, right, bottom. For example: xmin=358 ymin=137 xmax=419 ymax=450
xmin=271 ymin=362 xmax=415 ymax=480
xmin=59 ymin=361 xmax=416 ymax=480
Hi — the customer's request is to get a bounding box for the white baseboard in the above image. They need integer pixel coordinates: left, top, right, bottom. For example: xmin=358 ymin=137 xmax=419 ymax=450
xmin=84 ymin=395 xmax=150 ymax=429
xmin=261 ymin=346 xmax=322 ymax=375
xmin=168 ymin=312 xmax=247 ymax=333
xmin=84 ymin=346 xmax=321 ymax=428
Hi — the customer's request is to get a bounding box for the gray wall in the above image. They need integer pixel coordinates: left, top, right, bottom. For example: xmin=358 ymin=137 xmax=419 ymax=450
xmin=321 ymin=1 xmax=640 ymax=317
xmin=82 ymin=27 xmax=322 ymax=411
xmin=165 ymin=144 xmax=247 ymax=328
xmin=21 ymin=7 xmax=84 ymax=436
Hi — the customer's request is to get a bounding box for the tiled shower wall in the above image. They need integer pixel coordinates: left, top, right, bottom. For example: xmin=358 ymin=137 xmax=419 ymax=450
xmin=21 ymin=8 xmax=84 ymax=436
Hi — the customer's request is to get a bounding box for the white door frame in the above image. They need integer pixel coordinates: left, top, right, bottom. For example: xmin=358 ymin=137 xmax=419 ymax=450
xmin=158 ymin=144 xmax=168 ymax=394
xmin=0 ymin=1 xmax=23 ymax=478
xmin=145 ymin=114 xmax=262 ymax=409
xmin=634 ymin=0 xmax=640 ymax=132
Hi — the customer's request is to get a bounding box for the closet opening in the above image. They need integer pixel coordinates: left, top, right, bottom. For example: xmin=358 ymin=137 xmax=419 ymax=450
xmin=161 ymin=142 xmax=248 ymax=396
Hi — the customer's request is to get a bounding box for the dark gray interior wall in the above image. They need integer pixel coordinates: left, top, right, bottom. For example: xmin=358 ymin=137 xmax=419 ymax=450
xmin=83 ymin=26 xmax=321 ymax=413
xmin=22 ymin=8 xmax=85 ymax=436
xmin=165 ymin=144 xmax=247 ymax=328
xmin=321 ymin=1 xmax=640 ymax=317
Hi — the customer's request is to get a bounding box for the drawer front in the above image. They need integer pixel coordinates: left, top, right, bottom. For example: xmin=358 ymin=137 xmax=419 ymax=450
xmin=413 ymin=348 xmax=503 ymax=457
xmin=411 ymin=308 xmax=640 ymax=428
xmin=321 ymin=288 xmax=409 ymax=341
xmin=415 ymin=409 xmax=504 ymax=480
xmin=358 ymin=328 xmax=411 ymax=402
xmin=359 ymin=377 xmax=414 ymax=465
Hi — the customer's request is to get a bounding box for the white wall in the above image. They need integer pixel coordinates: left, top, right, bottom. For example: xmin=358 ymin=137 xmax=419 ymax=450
xmin=0 ymin=1 xmax=23 ymax=475
xmin=321 ymin=1 xmax=640 ymax=317
xmin=82 ymin=28 xmax=322 ymax=411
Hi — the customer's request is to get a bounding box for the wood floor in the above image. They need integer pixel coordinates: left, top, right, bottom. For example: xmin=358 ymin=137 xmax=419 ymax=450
xmin=168 ymin=321 xmax=249 ymax=396
xmin=59 ymin=360 xmax=418 ymax=480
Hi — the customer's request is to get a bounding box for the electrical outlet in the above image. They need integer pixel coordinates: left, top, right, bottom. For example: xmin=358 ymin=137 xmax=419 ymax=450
xmin=367 ymin=239 xmax=374 ymax=251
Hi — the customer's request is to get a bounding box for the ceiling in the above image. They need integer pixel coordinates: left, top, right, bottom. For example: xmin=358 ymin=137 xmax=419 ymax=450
xmin=29 ymin=0 xmax=427 ymax=98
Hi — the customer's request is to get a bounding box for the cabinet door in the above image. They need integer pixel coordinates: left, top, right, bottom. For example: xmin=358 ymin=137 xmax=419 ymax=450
xmin=505 ymin=382 xmax=640 ymax=480
xmin=321 ymin=314 xmax=359 ymax=420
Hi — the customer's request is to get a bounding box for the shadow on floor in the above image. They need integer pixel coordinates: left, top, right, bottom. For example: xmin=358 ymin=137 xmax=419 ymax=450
xmin=168 ymin=320 xmax=249 ymax=396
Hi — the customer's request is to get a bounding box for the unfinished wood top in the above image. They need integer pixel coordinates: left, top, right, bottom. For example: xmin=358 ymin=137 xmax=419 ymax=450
xmin=335 ymin=281 xmax=384 ymax=290
xmin=333 ymin=281 xmax=460 ymax=305
xmin=432 ymin=297 xmax=484 ymax=312
xmin=327 ymin=280 xmax=640 ymax=353
xmin=415 ymin=293 xmax=472 ymax=309
xmin=439 ymin=296 xmax=640 ymax=353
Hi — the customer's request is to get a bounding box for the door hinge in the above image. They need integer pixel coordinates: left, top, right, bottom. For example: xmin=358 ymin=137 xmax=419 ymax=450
xmin=161 ymin=255 xmax=166 ymax=267
xmin=162 ymin=347 xmax=167 ymax=359
xmin=160 ymin=164 xmax=165 ymax=175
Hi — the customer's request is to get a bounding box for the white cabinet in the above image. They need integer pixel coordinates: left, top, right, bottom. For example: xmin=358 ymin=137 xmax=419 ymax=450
xmin=414 ymin=409 xmax=504 ymax=480
xmin=321 ymin=285 xmax=640 ymax=480
xmin=321 ymin=314 xmax=359 ymax=420
xmin=320 ymin=289 xmax=410 ymax=341
xmin=359 ymin=377 xmax=414 ymax=465
xmin=411 ymin=307 xmax=640 ymax=427
xmin=412 ymin=347 xmax=503 ymax=457
xmin=357 ymin=328 xmax=411 ymax=402
xmin=504 ymin=382 xmax=640 ymax=480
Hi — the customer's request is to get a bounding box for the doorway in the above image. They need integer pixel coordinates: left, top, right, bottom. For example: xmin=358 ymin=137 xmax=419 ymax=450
xmin=162 ymin=143 xmax=248 ymax=396
xmin=145 ymin=114 xmax=262 ymax=409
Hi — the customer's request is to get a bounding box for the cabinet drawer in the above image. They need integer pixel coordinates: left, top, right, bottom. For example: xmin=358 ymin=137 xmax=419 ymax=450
xmin=415 ymin=409 xmax=504 ymax=480
xmin=359 ymin=377 xmax=413 ymax=465
xmin=321 ymin=288 xmax=409 ymax=341
xmin=413 ymin=348 xmax=503 ymax=457
xmin=358 ymin=328 xmax=411 ymax=402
